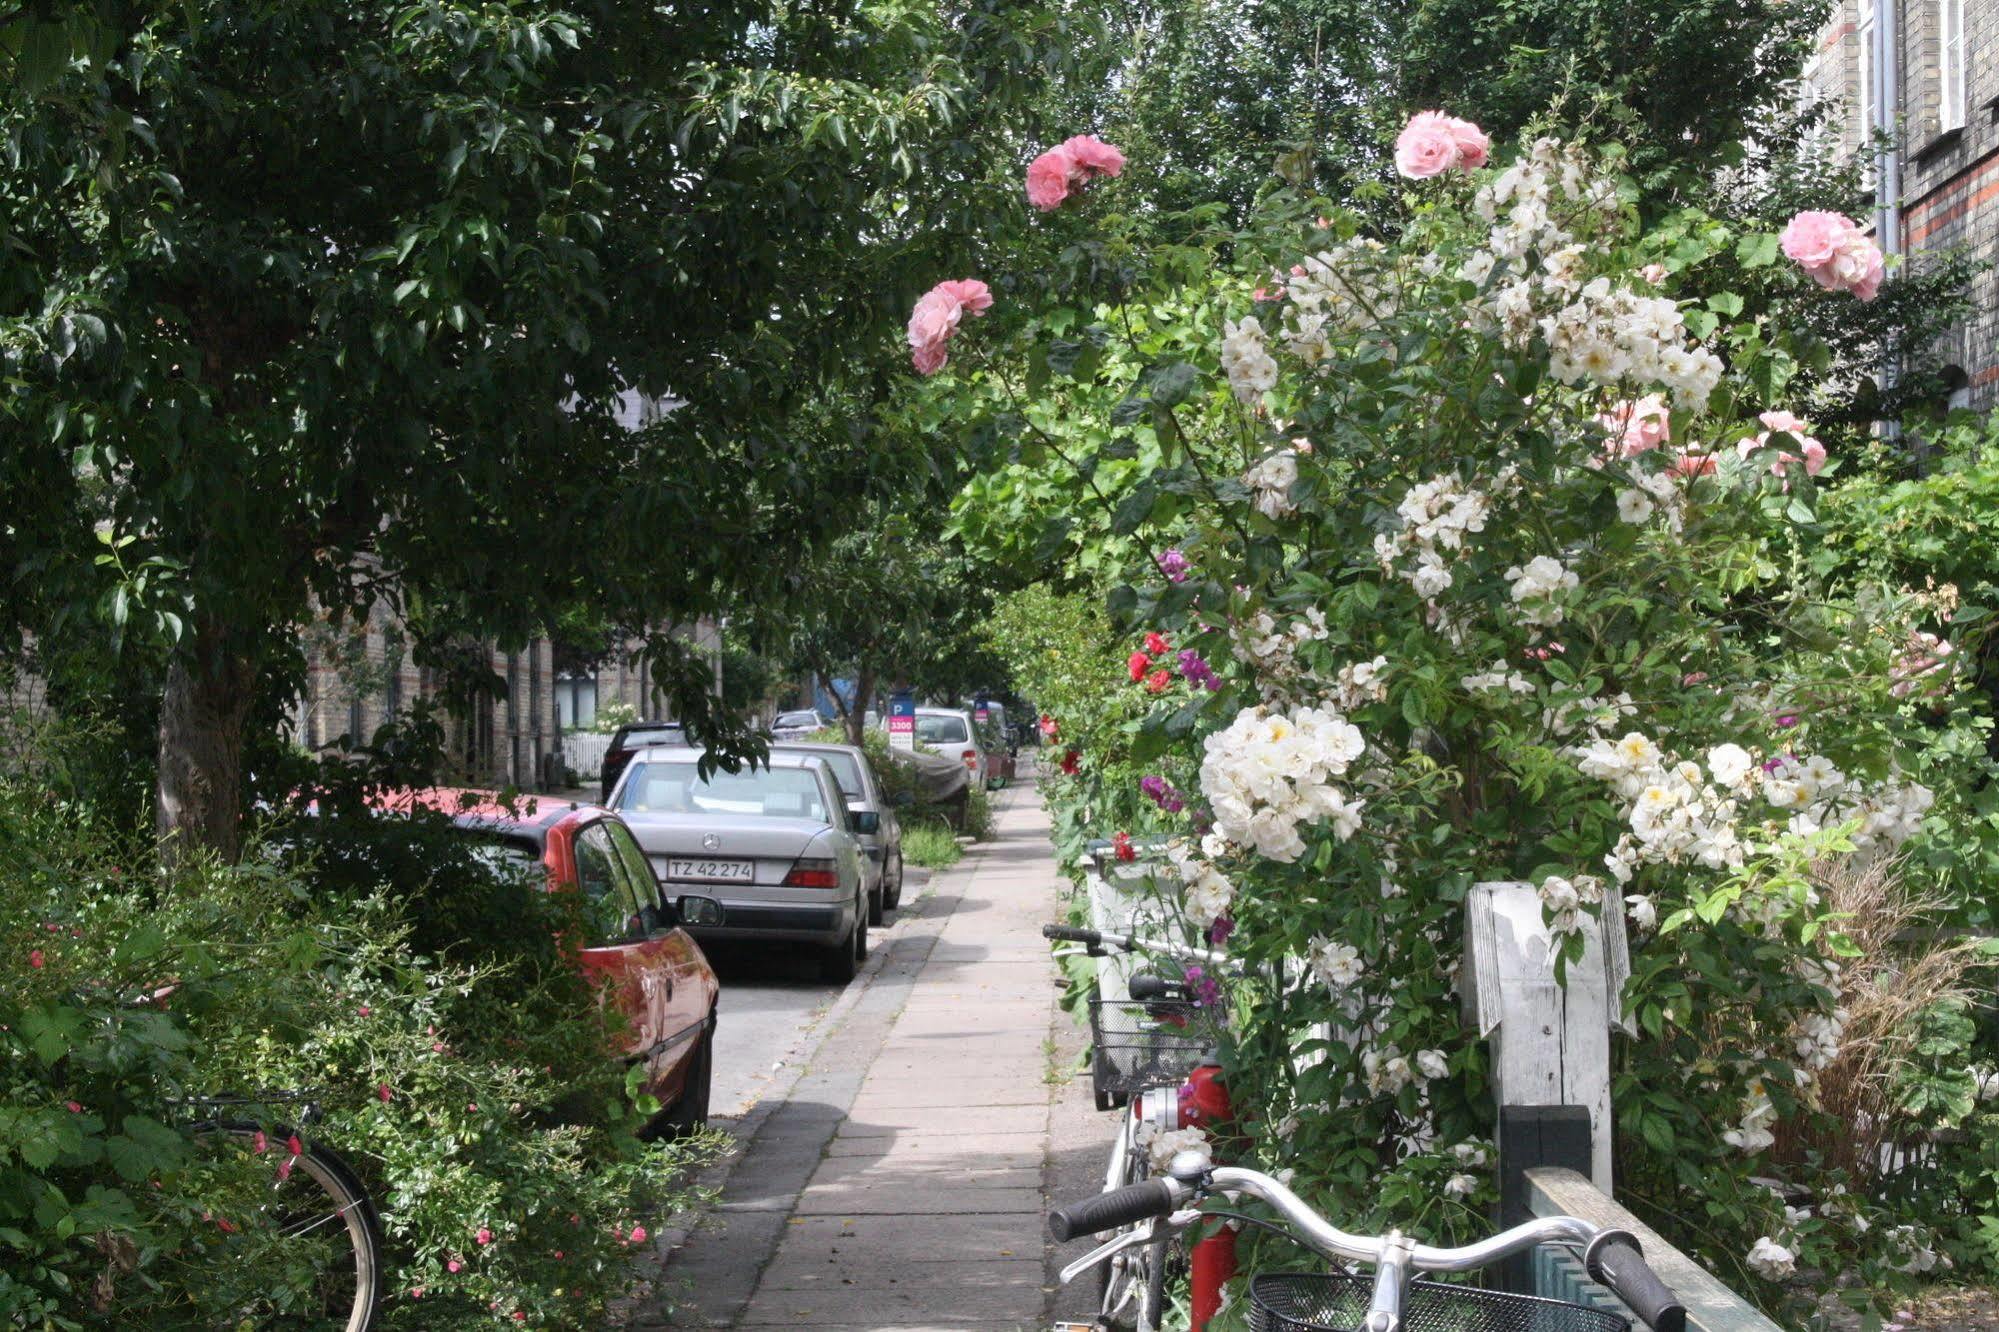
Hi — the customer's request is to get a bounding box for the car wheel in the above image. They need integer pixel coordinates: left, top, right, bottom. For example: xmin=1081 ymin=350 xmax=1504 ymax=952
xmin=659 ymin=1025 xmax=714 ymax=1136
xmin=867 ymin=882 xmax=884 ymax=928
xmin=820 ymin=898 xmax=866 ymax=984
xmin=884 ymin=852 xmax=904 ymax=910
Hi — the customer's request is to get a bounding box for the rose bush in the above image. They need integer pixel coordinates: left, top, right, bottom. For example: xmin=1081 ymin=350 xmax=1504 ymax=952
xmin=917 ymin=123 xmax=1998 ymax=1318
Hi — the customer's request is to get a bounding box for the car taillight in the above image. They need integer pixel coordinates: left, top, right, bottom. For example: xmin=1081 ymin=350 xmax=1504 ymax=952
xmin=783 ymin=857 xmax=841 ymax=888
xmin=962 ymin=748 xmax=979 ymax=769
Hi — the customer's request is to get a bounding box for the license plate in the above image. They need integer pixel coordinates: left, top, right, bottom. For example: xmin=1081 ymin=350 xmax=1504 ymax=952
xmin=667 ymin=859 xmax=754 ymax=882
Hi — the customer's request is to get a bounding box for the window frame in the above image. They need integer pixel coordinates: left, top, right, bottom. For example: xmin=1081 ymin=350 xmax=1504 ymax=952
xmin=573 ymin=821 xmax=644 ymax=943
xmin=1941 ymin=0 xmax=1968 ymax=132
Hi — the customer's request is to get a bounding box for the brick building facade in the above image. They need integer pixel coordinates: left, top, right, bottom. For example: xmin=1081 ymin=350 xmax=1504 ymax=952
xmin=296 ymin=610 xmax=721 ymax=790
xmin=1806 ymin=0 xmax=1999 ymax=407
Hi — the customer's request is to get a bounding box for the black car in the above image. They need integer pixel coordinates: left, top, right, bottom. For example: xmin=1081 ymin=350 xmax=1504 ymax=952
xmin=599 ymin=721 xmax=685 ymax=801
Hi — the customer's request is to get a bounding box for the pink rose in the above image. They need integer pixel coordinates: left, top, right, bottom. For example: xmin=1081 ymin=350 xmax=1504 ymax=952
xmin=1394 ymin=111 xmax=1460 ymax=179
xmin=1445 ymin=116 xmax=1489 ymax=169
xmin=906 ymin=279 xmax=992 ymax=376
xmin=1597 ymin=394 xmax=1670 ymax=459
xmin=1060 ymin=134 xmax=1126 ymax=178
xmin=476 ymin=1227 xmax=493 ymax=1246
xmin=932 ymin=278 xmax=992 ymax=314
xmin=1026 ymin=147 xmax=1076 ymax=211
xmin=1670 ymin=449 xmax=1717 ymax=478
xmin=1758 ymin=409 xmax=1809 ymax=436
xmin=1847 ymin=240 xmax=1886 ymax=301
xmin=907 ymin=289 xmax=963 ymax=347
xmin=1640 ymin=262 xmax=1669 ymax=285
xmin=1780 ymin=211 xmax=1852 ymax=268
xmin=630 ymin=1225 xmax=648 ymax=1244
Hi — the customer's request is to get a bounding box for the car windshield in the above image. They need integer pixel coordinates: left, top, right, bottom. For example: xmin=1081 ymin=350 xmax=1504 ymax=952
xmin=775 ymin=711 xmax=820 ymax=728
xmin=915 ymin=715 xmax=968 ymax=745
xmin=617 ymin=761 xmax=830 ymax=822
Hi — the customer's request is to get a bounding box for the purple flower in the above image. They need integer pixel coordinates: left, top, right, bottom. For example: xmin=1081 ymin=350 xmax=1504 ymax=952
xmin=1140 ymin=774 xmax=1186 ymax=813
xmin=1157 ymin=548 xmax=1191 ymax=583
xmin=1183 ymin=964 xmax=1223 ymax=1010
xmin=1176 ymin=649 xmax=1220 ymax=692
xmin=1763 ymin=752 xmax=1797 ymax=774
xmin=1208 ymin=915 xmax=1234 ymax=945
xmin=1177 ymin=1079 xmax=1201 ymax=1122
xmin=1774 ymin=714 xmax=1799 ymax=729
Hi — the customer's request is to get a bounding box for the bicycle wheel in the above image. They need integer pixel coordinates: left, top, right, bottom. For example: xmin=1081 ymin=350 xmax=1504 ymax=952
xmin=1097 ymin=1123 xmax=1177 ymax=1331
xmin=179 ymin=1122 xmax=384 ymax=1330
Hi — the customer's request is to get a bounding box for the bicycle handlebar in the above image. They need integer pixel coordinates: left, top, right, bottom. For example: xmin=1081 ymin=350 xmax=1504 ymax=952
xmin=1586 ymin=1232 xmax=1687 ymax=1332
xmin=1047 ymin=1178 xmax=1181 ymax=1242
xmin=1046 ymin=1165 xmax=1688 ymax=1332
xmin=1040 ymin=922 xmax=1229 ymax=967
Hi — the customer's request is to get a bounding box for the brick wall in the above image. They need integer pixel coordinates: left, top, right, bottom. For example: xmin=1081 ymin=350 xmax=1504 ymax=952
xmin=1802 ymin=0 xmax=1999 ymax=407
xmin=297 ymin=606 xmax=563 ymax=790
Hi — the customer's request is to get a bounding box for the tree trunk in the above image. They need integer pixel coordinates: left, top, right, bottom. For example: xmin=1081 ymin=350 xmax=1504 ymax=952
xmin=156 ymin=618 xmax=258 ymax=865
xmin=845 ymin=666 xmax=877 ymax=748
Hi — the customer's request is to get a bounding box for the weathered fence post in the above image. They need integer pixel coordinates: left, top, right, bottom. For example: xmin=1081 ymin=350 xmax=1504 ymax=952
xmin=1464 ymin=880 xmax=1631 ymax=1193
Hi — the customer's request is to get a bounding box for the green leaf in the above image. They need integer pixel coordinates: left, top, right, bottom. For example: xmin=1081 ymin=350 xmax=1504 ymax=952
xmin=1735 ymin=232 xmax=1780 ymax=267
xmin=1110 ymin=483 xmax=1156 ymax=536
xmin=1146 ymin=362 xmax=1201 ymax=407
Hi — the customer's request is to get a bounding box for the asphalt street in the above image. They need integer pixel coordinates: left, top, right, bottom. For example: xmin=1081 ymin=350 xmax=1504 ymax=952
xmin=696 ymin=875 xmax=931 ymax=1128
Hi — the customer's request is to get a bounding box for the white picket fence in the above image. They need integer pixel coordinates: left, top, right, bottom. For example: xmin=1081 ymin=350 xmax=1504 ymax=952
xmin=560 ymin=732 xmax=612 ymax=785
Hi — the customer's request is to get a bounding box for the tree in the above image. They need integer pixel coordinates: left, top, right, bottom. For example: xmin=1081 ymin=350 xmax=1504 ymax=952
xmin=0 ymin=0 xmax=1089 ymax=857
xmin=760 ymin=509 xmax=997 ymax=746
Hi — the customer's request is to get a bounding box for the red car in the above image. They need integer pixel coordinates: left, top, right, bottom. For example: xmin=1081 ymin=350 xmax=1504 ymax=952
xmin=382 ymin=788 xmax=722 ymax=1133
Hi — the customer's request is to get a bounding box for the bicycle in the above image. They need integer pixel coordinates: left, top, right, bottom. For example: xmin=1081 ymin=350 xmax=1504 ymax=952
xmin=1049 ymin=1151 xmax=1688 ymax=1332
xmin=168 ymin=1091 xmax=384 ymax=1330
xmin=1045 ymin=922 xmax=1236 ymax=1332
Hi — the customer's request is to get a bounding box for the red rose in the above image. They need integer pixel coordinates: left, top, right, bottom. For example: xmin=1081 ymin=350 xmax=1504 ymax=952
xmin=1060 ymin=748 xmax=1081 ymax=775
xmin=1127 ymin=651 xmax=1150 ymax=682
xmin=1112 ymin=832 xmax=1136 ymax=862
xmin=1144 ymin=632 xmax=1171 ymax=655
xmin=1145 ymin=669 xmax=1171 ymax=695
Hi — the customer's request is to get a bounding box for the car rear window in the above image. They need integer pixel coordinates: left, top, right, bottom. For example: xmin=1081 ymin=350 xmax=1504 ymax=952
xmin=915 ymin=715 xmax=968 ymax=745
xmin=617 ymin=724 xmax=683 ymax=750
xmin=817 ymin=751 xmax=865 ymax=795
xmin=617 ymin=761 xmax=831 ymax=822
xmin=775 ymin=711 xmax=821 ymax=728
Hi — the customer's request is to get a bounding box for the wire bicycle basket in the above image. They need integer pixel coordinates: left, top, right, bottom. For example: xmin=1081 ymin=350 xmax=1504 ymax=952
xmin=1088 ymin=996 xmax=1214 ymax=1102
xmin=1248 ymin=1273 xmax=1629 ymax=1332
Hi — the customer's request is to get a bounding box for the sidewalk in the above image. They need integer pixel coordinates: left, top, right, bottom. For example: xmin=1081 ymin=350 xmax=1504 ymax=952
xmin=643 ymin=772 xmax=1099 ymax=1331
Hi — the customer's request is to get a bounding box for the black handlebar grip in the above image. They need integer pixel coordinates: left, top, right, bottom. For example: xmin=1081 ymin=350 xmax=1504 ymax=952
xmin=1128 ymin=974 xmax=1181 ymax=1000
xmin=1042 ymin=924 xmax=1101 ymax=945
xmin=1047 ymin=1178 xmax=1179 ymax=1243
xmin=1586 ymin=1232 xmax=1687 ymax=1332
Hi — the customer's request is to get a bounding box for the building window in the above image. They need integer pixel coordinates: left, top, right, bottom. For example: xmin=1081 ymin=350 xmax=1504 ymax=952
xmin=557 ymin=673 xmax=597 ymax=731
xmin=1941 ymin=0 xmax=1967 ymax=132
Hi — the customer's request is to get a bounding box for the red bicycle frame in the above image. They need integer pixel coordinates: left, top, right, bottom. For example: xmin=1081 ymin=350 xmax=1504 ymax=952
xmin=1178 ymin=1061 xmax=1235 ymax=1332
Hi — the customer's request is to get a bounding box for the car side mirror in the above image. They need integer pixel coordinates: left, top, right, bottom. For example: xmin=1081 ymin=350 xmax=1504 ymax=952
xmin=676 ymin=895 xmax=725 ymax=927
xmin=851 ymin=810 xmax=881 ymax=835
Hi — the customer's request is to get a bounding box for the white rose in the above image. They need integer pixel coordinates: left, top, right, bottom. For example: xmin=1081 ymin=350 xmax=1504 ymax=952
xmin=1615 ymin=488 xmax=1655 ymax=524
xmin=1745 ymin=1236 xmax=1796 ymax=1282
xmin=1706 ymin=743 xmax=1754 ymax=789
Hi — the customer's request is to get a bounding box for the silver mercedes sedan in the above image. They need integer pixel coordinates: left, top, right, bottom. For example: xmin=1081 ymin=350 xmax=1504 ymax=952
xmin=608 ymin=746 xmax=870 ymax=982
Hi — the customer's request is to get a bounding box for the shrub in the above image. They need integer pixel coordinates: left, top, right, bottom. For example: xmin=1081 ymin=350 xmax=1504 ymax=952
xmin=943 ymin=125 xmax=1995 ymax=1315
xmin=902 ymin=820 xmax=964 ymax=870
xmin=962 ymin=786 xmax=996 ymax=841
xmin=0 ymin=773 xmax=716 ymax=1328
